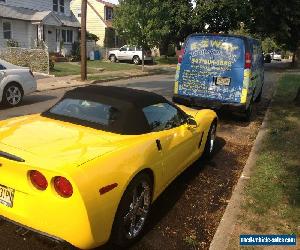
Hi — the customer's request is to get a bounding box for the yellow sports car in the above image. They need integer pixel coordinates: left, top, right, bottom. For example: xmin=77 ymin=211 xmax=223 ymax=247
xmin=0 ymin=86 xmax=217 ymax=249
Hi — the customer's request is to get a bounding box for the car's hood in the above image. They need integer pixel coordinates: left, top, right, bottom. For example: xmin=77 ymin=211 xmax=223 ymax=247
xmin=0 ymin=114 xmax=131 ymax=168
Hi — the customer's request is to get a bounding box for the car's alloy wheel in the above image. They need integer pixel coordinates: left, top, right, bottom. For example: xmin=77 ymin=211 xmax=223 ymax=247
xmin=133 ymin=56 xmax=140 ymax=65
xmin=202 ymin=121 xmax=217 ymax=159
xmin=110 ymin=55 xmax=117 ymax=63
xmin=3 ymin=84 xmax=23 ymax=107
xmin=112 ymin=173 xmax=152 ymax=247
xmin=123 ymin=180 xmax=151 ymax=240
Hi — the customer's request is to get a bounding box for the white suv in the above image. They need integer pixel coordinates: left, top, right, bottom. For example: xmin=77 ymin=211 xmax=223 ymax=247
xmin=108 ymin=45 xmax=153 ymax=65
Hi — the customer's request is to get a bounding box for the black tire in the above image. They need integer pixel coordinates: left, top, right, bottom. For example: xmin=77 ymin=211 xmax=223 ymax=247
xmin=132 ymin=56 xmax=141 ymax=65
xmin=202 ymin=121 xmax=217 ymax=160
xmin=109 ymin=54 xmax=117 ymax=63
xmin=112 ymin=172 xmax=152 ymax=247
xmin=243 ymin=97 xmax=254 ymax=121
xmin=255 ymin=87 xmax=263 ymax=102
xmin=2 ymin=83 xmax=23 ymax=107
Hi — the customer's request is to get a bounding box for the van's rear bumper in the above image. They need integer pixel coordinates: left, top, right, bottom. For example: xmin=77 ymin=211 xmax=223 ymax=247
xmin=173 ymin=94 xmax=246 ymax=112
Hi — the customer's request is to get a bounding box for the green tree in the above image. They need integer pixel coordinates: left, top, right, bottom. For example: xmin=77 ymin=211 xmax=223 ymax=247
xmin=193 ymin=0 xmax=249 ymax=33
xmin=248 ymin=0 xmax=300 ymax=65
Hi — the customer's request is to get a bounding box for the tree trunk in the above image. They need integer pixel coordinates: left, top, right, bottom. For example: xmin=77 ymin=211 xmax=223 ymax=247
xmin=142 ymin=49 xmax=145 ymax=72
xmin=81 ymin=0 xmax=87 ymax=81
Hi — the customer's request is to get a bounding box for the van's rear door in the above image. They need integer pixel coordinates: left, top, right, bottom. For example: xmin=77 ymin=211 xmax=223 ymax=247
xmin=178 ymin=35 xmax=246 ymax=104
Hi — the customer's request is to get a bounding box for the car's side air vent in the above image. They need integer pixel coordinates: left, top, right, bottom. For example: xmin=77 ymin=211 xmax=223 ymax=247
xmin=0 ymin=151 xmax=25 ymax=162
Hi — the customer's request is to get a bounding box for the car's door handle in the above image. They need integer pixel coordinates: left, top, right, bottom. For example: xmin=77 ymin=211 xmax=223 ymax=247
xmin=156 ymin=139 xmax=162 ymax=151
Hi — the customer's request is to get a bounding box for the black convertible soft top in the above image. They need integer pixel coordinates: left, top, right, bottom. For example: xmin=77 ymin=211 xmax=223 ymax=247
xmin=42 ymin=85 xmax=175 ymax=135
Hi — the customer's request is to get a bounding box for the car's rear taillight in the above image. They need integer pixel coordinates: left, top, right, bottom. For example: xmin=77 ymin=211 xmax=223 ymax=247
xmin=53 ymin=176 xmax=73 ymax=198
xmin=29 ymin=70 xmax=34 ymax=77
xmin=29 ymin=170 xmax=48 ymax=190
xmin=245 ymin=52 xmax=252 ymax=69
xmin=178 ymin=48 xmax=184 ymax=64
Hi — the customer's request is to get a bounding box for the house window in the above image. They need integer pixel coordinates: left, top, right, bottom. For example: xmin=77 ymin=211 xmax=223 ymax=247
xmin=105 ymin=7 xmax=113 ymax=20
xmin=62 ymin=30 xmax=73 ymax=43
xmin=3 ymin=21 xmax=12 ymax=40
xmin=53 ymin=0 xmax=65 ymax=13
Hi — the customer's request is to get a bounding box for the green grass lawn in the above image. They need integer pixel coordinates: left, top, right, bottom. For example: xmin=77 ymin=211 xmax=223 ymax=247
xmin=50 ymin=62 xmax=98 ymax=77
xmin=87 ymin=60 xmax=140 ymax=71
xmin=229 ymin=74 xmax=300 ymax=248
xmin=154 ymin=56 xmax=178 ymax=65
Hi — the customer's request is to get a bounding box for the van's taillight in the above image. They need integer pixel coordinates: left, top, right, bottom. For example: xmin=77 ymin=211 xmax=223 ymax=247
xmin=54 ymin=176 xmax=73 ymax=198
xmin=29 ymin=170 xmax=48 ymax=190
xmin=245 ymin=52 xmax=252 ymax=69
xmin=178 ymin=48 xmax=185 ymax=64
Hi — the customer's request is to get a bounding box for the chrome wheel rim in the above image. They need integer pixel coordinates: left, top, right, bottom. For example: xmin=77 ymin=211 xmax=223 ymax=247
xmin=6 ymin=86 xmax=22 ymax=105
xmin=124 ymin=181 xmax=151 ymax=239
xmin=209 ymin=124 xmax=216 ymax=153
xmin=133 ymin=57 xmax=139 ymax=64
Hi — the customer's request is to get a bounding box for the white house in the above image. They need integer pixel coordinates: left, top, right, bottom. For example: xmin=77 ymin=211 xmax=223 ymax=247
xmin=0 ymin=0 xmax=80 ymax=55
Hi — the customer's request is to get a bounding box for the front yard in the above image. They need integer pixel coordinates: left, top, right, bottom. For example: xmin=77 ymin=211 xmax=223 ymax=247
xmin=229 ymin=73 xmax=300 ymax=248
xmin=50 ymin=61 xmax=141 ymax=77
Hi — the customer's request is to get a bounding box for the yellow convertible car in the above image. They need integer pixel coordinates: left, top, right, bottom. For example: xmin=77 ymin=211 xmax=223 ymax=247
xmin=0 ymin=86 xmax=217 ymax=249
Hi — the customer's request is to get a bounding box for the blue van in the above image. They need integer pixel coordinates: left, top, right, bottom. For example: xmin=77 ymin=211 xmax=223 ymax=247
xmin=173 ymin=34 xmax=264 ymax=120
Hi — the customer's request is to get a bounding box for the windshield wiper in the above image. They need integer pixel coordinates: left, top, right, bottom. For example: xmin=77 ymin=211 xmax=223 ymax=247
xmin=0 ymin=151 xmax=25 ymax=162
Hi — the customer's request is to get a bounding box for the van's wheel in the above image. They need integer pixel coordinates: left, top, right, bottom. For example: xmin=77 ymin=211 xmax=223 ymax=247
xmin=109 ymin=54 xmax=117 ymax=63
xmin=112 ymin=173 xmax=152 ymax=247
xmin=2 ymin=83 xmax=23 ymax=107
xmin=133 ymin=56 xmax=141 ymax=65
xmin=243 ymin=97 xmax=254 ymax=121
xmin=255 ymin=87 xmax=263 ymax=102
xmin=202 ymin=121 xmax=217 ymax=160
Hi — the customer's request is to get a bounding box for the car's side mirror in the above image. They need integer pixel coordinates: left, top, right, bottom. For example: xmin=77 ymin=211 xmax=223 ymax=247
xmin=187 ymin=117 xmax=198 ymax=128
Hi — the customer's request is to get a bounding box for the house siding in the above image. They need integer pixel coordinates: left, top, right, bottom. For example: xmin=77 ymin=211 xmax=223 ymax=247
xmin=71 ymin=0 xmax=106 ymax=46
xmin=4 ymin=0 xmax=72 ymax=16
xmin=0 ymin=18 xmax=35 ymax=48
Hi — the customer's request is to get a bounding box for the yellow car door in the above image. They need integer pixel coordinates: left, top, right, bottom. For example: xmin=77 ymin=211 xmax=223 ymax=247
xmin=143 ymin=103 xmax=201 ymax=187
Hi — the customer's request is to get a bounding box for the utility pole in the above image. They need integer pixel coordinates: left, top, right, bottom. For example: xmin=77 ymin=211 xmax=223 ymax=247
xmin=81 ymin=0 xmax=87 ymax=81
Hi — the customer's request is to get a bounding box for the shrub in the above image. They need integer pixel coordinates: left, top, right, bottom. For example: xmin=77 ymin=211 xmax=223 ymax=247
xmin=6 ymin=39 xmax=19 ymax=47
xmin=71 ymin=42 xmax=81 ymax=61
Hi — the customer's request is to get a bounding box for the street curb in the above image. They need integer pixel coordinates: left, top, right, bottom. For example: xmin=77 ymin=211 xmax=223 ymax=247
xmin=36 ymin=70 xmax=173 ymax=92
xmin=209 ymin=82 xmax=279 ymax=250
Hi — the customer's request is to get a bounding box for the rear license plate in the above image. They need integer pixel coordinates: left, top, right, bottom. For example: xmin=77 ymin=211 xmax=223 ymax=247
xmin=215 ymin=77 xmax=231 ymax=86
xmin=0 ymin=184 xmax=15 ymax=208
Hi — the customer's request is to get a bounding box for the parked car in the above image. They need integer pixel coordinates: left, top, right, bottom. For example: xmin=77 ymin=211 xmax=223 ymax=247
xmin=108 ymin=45 xmax=153 ymax=65
xmin=264 ymin=53 xmax=272 ymax=63
xmin=271 ymin=52 xmax=282 ymax=61
xmin=0 ymin=85 xmax=217 ymax=249
xmin=173 ymin=34 xmax=264 ymax=121
xmin=0 ymin=59 xmax=37 ymax=107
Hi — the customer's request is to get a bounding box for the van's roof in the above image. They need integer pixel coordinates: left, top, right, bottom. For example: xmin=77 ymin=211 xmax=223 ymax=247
xmin=187 ymin=33 xmax=260 ymax=43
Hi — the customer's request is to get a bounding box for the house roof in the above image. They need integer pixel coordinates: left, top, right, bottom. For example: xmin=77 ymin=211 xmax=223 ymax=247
xmin=0 ymin=4 xmax=80 ymax=28
xmin=96 ymin=0 xmax=116 ymax=8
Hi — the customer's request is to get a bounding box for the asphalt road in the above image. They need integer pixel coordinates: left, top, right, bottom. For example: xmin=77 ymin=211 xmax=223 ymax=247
xmin=0 ymin=62 xmax=288 ymax=250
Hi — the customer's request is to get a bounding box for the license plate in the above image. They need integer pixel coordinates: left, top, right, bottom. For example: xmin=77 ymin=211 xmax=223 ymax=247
xmin=0 ymin=184 xmax=15 ymax=208
xmin=215 ymin=77 xmax=231 ymax=86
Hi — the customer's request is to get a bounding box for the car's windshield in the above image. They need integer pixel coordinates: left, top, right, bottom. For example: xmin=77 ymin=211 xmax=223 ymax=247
xmin=49 ymin=98 xmax=121 ymax=126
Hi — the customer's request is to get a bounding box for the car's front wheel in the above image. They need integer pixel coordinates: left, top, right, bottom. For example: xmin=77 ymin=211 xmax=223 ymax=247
xmin=202 ymin=121 xmax=217 ymax=159
xmin=2 ymin=83 xmax=23 ymax=107
xmin=112 ymin=172 xmax=152 ymax=247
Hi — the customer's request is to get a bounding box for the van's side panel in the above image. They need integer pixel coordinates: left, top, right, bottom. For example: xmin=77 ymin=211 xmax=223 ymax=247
xmin=176 ymin=35 xmax=246 ymax=104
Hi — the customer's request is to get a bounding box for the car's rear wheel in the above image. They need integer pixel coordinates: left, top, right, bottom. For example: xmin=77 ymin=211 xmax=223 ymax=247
xmin=132 ymin=56 xmax=141 ymax=65
xmin=2 ymin=83 xmax=23 ymax=107
xmin=243 ymin=97 xmax=254 ymax=121
xmin=255 ymin=87 xmax=263 ymax=102
xmin=202 ymin=121 xmax=217 ymax=160
xmin=109 ymin=54 xmax=117 ymax=63
xmin=112 ymin=173 xmax=152 ymax=247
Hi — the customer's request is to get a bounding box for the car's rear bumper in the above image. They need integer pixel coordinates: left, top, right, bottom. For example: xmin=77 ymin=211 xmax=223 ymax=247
xmin=173 ymin=94 xmax=246 ymax=112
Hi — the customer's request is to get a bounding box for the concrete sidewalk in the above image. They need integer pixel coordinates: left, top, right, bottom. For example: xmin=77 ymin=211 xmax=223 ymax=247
xmin=36 ymin=66 xmax=175 ymax=92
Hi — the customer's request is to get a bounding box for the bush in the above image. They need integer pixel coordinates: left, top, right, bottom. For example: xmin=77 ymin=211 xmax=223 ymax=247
xmin=49 ymin=58 xmax=55 ymax=70
xmin=6 ymin=39 xmax=19 ymax=47
xmin=71 ymin=42 xmax=81 ymax=61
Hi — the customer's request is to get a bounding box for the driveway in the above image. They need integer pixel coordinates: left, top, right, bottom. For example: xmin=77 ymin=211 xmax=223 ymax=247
xmin=0 ymin=62 xmax=288 ymax=250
